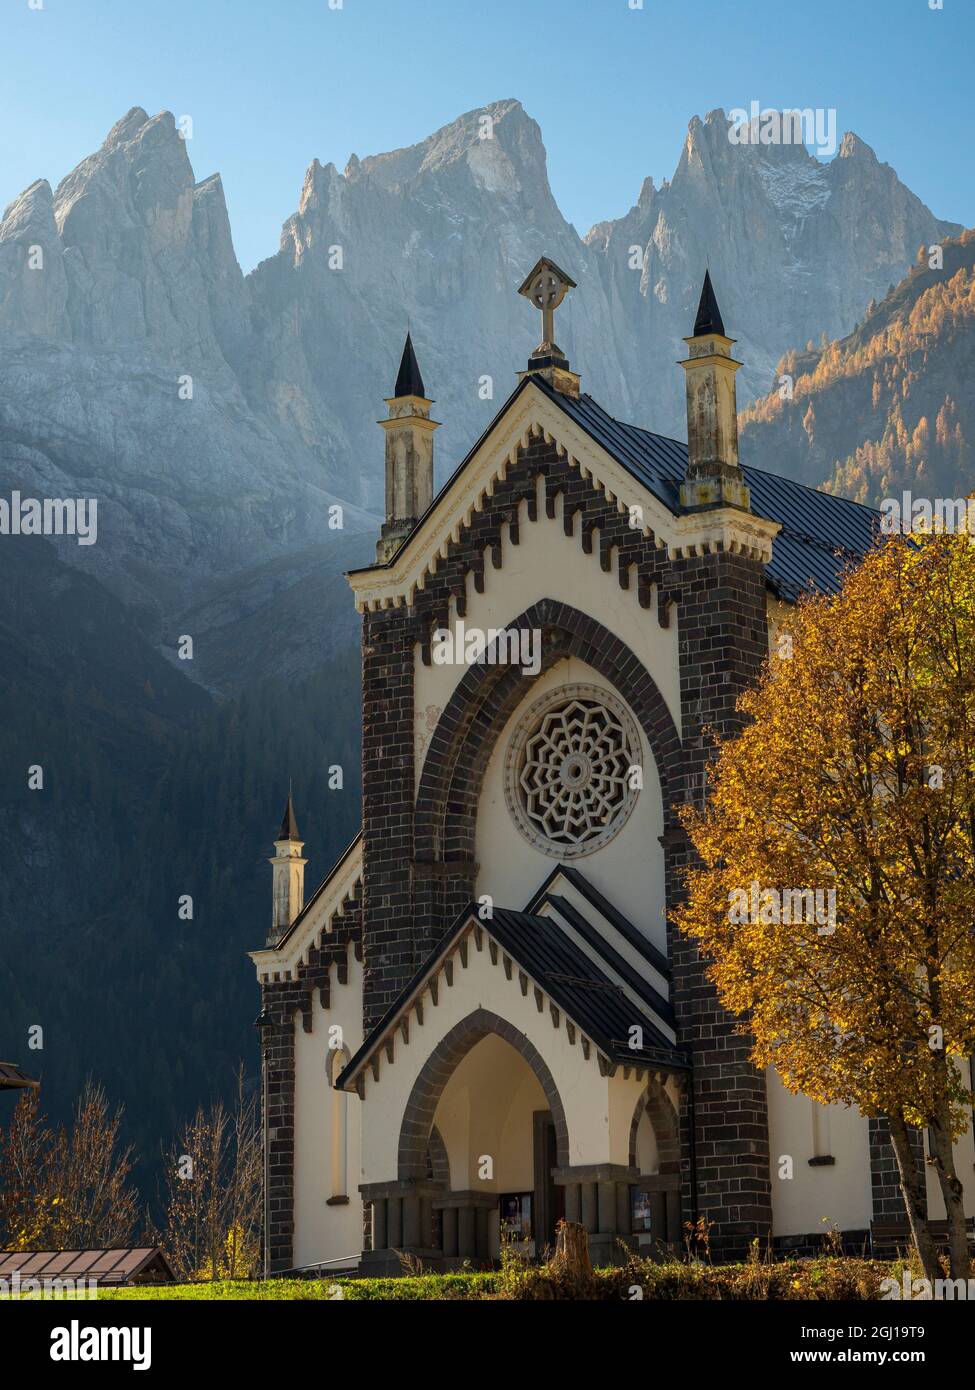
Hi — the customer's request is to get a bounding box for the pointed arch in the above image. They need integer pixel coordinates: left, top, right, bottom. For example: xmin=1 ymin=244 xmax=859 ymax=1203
xmin=397 ymin=1008 xmax=569 ymax=1179
xmin=412 ymin=598 xmax=684 ymax=935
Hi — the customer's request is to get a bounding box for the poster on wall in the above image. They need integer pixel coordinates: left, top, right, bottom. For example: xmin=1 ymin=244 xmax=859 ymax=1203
xmin=499 ymin=1193 xmax=533 ymax=1239
xmin=631 ymin=1189 xmax=654 ymax=1232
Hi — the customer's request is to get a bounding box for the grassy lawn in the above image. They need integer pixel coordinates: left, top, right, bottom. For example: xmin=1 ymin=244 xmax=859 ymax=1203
xmin=101 ymin=1256 xmax=898 ymax=1301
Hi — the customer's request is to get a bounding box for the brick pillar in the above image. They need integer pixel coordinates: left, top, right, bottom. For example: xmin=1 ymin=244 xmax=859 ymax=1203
xmin=668 ymin=548 xmax=773 ymax=1259
xmin=361 ymin=605 xmax=417 ymax=1029
xmin=868 ymin=1115 xmax=926 ymax=1255
xmin=261 ymin=999 xmax=296 ymax=1274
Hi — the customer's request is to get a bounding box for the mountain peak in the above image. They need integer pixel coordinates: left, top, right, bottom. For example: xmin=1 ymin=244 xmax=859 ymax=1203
xmin=103 ymin=106 xmax=151 ymax=148
xmin=838 ymin=131 xmax=878 ymax=163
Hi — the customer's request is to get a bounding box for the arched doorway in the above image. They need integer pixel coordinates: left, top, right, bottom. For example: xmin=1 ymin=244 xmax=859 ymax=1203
xmin=395 ymin=1008 xmax=570 ymax=1264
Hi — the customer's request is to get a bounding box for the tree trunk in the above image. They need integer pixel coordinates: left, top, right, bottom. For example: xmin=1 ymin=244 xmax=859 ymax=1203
xmin=888 ymin=1114 xmax=941 ymax=1282
xmin=553 ymin=1219 xmax=593 ymax=1281
xmin=927 ymin=1101 xmax=970 ymax=1280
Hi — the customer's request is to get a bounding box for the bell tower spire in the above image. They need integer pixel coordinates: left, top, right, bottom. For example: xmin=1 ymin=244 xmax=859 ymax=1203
xmin=679 ymin=271 xmax=751 ymax=512
xmin=376 ymin=333 xmax=439 ymax=564
xmin=268 ymin=791 xmax=306 ymax=944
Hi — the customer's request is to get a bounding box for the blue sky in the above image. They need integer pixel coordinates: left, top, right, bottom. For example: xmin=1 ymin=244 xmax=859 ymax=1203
xmin=1 ymin=0 xmax=971 ymax=272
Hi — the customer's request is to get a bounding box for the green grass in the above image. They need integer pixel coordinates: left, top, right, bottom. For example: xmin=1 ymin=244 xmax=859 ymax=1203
xmin=100 ymin=1256 xmax=894 ymax=1301
xmin=103 ymin=1273 xmax=498 ymax=1301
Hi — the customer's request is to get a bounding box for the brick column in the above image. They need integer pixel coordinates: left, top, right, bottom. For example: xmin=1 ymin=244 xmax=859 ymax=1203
xmin=361 ymin=605 xmax=417 ymax=1029
xmin=868 ymin=1115 xmax=926 ymax=1256
xmin=668 ymin=548 xmax=773 ymax=1259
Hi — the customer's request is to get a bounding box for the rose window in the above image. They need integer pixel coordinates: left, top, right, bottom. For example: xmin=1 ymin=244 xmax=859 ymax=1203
xmin=504 ymin=685 xmax=641 ymax=857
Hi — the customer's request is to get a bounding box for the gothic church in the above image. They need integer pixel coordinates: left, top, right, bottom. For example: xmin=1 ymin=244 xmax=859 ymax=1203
xmin=250 ymin=261 xmax=973 ymax=1274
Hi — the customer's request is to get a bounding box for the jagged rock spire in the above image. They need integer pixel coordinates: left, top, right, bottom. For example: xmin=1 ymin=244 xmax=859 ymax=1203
xmin=394 ymin=332 xmax=426 ymax=399
xmin=277 ymin=792 xmax=300 ymax=843
xmin=693 ymin=269 xmax=726 ymax=337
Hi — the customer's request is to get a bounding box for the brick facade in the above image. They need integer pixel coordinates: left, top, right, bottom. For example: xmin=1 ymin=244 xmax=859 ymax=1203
xmin=354 ymin=432 xmax=774 ymax=1259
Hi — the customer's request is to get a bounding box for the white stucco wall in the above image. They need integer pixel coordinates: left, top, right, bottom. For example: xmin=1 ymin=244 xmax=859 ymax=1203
xmin=766 ymin=1069 xmax=873 ymax=1236
xmin=292 ymin=944 xmax=364 ymax=1270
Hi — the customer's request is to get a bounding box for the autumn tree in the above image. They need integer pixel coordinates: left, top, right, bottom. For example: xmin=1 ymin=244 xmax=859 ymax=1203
xmin=0 ymin=1082 xmax=139 ymax=1250
xmin=675 ymin=527 xmax=975 ymax=1280
xmin=160 ymin=1066 xmax=262 ymax=1282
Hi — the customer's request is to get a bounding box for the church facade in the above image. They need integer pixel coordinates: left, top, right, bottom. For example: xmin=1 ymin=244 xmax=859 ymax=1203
xmin=250 ymin=260 xmax=974 ymax=1275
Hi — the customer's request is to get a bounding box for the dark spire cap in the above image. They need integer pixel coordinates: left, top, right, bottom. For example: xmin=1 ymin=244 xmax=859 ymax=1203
xmin=278 ymin=793 xmax=300 ymax=842
xmin=693 ymin=269 xmax=726 ymax=337
xmin=394 ymin=332 xmax=426 ymax=398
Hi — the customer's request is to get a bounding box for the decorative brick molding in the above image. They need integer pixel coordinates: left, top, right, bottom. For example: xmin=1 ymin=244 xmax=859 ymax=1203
xmin=397 ymin=1007 xmax=569 ymax=1179
xmin=628 ymin=1075 xmax=682 ymax=1175
xmin=413 ymin=599 xmax=684 ymax=953
xmin=361 ymin=432 xmax=683 ymax=1019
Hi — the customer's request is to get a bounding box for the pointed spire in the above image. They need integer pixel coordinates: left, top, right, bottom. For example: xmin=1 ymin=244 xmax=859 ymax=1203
xmin=693 ymin=269 xmax=726 ymax=337
xmin=277 ymin=792 xmax=300 ymax=843
xmin=394 ymin=332 xmax=425 ymax=399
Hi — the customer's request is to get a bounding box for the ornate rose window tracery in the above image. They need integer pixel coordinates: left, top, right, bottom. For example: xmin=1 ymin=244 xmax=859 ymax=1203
xmin=503 ymin=684 xmax=641 ymax=858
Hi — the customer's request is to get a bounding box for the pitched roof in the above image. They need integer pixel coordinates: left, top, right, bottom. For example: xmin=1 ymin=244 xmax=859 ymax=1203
xmin=336 ymin=872 xmax=689 ymax=1091
xmin=350 ymin=373 xmax=878 ymax=604
xmin=394 ymin=332 xmax=426 ymax=399
xmin=533 ymin=378 xmax=879 ymax=602
xmin=693 ymin=269 xmax=726 ymax=337
xmin=0 ymin=1061 xmax=39 ymax=1090
xmin=0 ymin=1248 xmax=176 ymax=1285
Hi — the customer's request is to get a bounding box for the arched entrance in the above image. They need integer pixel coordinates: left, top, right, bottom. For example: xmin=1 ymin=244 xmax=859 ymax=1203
xmin=394 ymin=1008 xmax=570 ymax=1264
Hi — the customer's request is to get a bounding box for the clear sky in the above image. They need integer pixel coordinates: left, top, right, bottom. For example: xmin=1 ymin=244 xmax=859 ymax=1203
xmin=1 ymin=0 xmax=971 ymax=272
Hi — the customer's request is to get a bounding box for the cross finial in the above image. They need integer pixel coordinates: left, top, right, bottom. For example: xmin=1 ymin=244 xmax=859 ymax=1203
xmin=518 ymin=256 xmax=577 ymax=369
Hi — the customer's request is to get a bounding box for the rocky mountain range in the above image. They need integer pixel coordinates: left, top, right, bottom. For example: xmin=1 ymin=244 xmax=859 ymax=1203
xmin=0 ymin=98 xmax=960 ymax=670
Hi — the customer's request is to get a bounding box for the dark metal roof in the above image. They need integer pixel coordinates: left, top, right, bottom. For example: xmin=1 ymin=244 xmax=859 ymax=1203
xmin=0 ymin=1248 xmax=176 ymax=1285
xmin=394 ymin=332 xmax=426 ymax=399
xmin=486 ymin=906 xmax=682 ymax=1066
xmin=337 ymin=886 xmax=690 ymax=1090
xmin=536 ymin=379 xmax=879 ymax=602
xmin=526 ymin=863 xmax=670 ymax=982
xmin=350 ymin=370 xmax=878 ymax=604
xmin=0 ymin=1061 xmax=39 ymax=1090
xmin=693 ymin=269 xmax=726 ymax=337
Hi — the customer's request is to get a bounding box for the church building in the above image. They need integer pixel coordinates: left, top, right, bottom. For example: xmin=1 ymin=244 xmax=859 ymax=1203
xmin=250 ymin=260 xmax=974 ymax=1275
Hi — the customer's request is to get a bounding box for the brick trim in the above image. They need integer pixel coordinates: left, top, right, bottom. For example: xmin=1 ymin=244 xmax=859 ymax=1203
xmin=413 ymin=599 xmax=684 ymax=949
xmin=628 ymin=1075 xmax=681 ymax=1175
xmin=397 ymin=1007 xmax=569 ymax=1179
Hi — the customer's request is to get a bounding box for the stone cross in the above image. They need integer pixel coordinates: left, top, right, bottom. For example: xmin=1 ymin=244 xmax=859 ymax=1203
xmin=518 ymin=256 xmax=577 ymax=360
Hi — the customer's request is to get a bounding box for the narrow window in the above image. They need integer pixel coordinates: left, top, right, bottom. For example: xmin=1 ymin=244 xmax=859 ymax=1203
xmin=327 ymin=1047 xmax=351 ymax=1201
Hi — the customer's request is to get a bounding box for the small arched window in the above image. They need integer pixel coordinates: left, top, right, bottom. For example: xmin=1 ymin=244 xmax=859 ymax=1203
xmin=326 ymin=1046 xmax=352 ymax=1202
